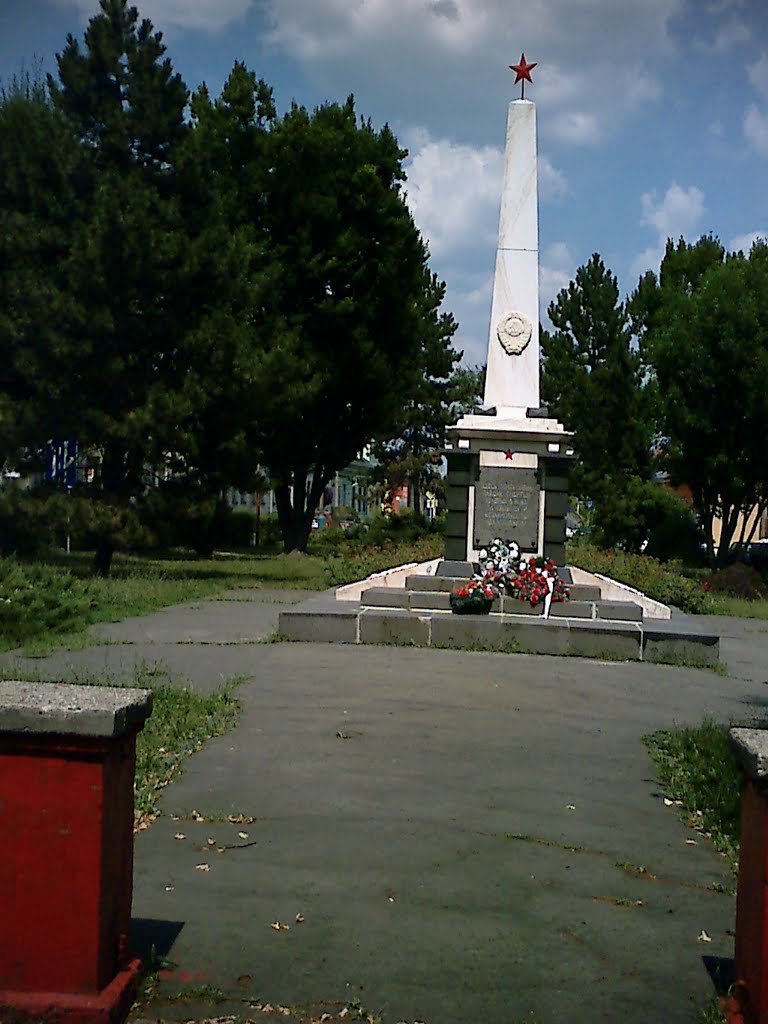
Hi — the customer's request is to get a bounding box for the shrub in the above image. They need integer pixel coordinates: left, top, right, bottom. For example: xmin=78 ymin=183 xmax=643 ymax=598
xmin=568 ymin=543 xmax=709 ymax=613
xmin=0 ymin=557 xmax=94 ymax=646
xmin=707 ymin=563 xmax=767 ymax=600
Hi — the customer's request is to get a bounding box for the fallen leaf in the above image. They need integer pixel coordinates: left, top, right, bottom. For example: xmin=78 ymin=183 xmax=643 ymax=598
xmin=238 ymin=831 xmax=249 ymax=840
xmin=698 ymin=930 xmax=712 ymax=942
xmin=195 ymin=863 xmax=210 ymax=872
xmin=174 ymin=833 xmax=186 ymax=841
xmin=295 ymin=913 xmax=305 ymax=923
xmin=663 ymin=798 xmax=674 ymax=806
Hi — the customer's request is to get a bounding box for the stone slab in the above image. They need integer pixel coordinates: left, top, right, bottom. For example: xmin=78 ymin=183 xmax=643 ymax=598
xmin=359 ymin=609 xmax=431 ymax=647
xmin=436 ymin=560 xmax=475 ymax=578
xmin=504 ymin=617 xmax=570 ymax=656
xmin=405 ymin=575 xmax=471 ymax=593
xmin=597 ymin=601 xmax=643 ymax=623
xmin=642 ymin=626 xmax=720 ymax=666
xmin=567 ymin=621 xmax=643 ymax=661
xmin=473 ymin=466 xmax=540 ymax=550
xmin=730 ymin=728 xmax=768 ymax=781
xmin=278 ymin=609 xmax=358 ymax=644
xmin=568 ymin=584 xmax=602 ymax=602
xmin=550 ymin=601 xmax=594 ymax=619
xmin=430 ymin=613 xmax=505 ymax=650
xmin=0 ymin=680 xmax=152 ymax=738
xmin=500 ymin=596 xmax=542 ymax=615
xmin=359 ymin=588 xmax=409 ymax=609
xmin=409 ymin=591 xmax=452 ymax=611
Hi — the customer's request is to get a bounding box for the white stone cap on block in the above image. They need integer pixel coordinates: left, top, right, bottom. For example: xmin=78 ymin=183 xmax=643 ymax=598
xmin=730 ymin=727 xmax=768 ymax=781
xmin=0 ymin=680 xmax=153 ymax=738
xmin=448 ymin=412 xmax=570 ymax=435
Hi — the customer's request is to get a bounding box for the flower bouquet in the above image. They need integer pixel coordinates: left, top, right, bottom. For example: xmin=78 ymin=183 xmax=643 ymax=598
xmin=478 ymin=538 xmax=569 ymax=616
xmin=450 ymin=578 xmax=497 ymax=615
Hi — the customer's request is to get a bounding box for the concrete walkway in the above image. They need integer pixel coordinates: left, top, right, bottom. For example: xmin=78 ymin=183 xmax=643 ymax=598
xmin=3 ymin=594 xmax=768 ymax=1023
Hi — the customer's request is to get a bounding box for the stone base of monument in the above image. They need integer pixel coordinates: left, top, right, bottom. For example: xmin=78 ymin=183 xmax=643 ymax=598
xmin=278 ymin=568 xmax=721 ymax=665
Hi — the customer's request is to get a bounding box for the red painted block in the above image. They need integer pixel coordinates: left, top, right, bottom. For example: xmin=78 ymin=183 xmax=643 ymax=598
xmin=729 ymin=729 xmax=768 ymax=1024
xmin=0 ymin=682 xmax=152 ymax=1024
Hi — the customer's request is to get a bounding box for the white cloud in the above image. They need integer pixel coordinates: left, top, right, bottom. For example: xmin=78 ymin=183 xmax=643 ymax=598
xmin=539 ymin=156 xmax=569 ymax=202
xmin=748 ymin=52 xmax=768 ymax=98
xmin=403 ymin=131 xmax=503 ymax=260
xmin=744 ymin=103 xmax=768 ymax=156
xmin=549 ymin=111 xmax=602 ymax=146
xmin=640 ymin=183 xmax=706 ymax=239
xmin=695 ymin=16 xmax=750 ymax=51
xmin=47 ymin=0 xmax=251 ymax=31
xmin=265 ymin=0 xmax=682 ymax=147
xmin=729 ymin=230 xmax=768 ymax=253
xmin=540 ymin=241 xmax=575 ymax=313
xmin=631 ymin=183 xmax=706 ymax=279
xmin=630 ymin=245 xmax=665 ymax=280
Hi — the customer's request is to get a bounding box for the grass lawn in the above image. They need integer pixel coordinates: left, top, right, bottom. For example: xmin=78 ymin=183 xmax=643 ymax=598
xmin=704 ymin=593 xmax=768 ymax=619
xmin=134 ymin=671 xmax=243 ymax=830
xmin=0 ymin=535 xmax=442 ymax=654
xmin=644 ymin=721 xmax=748 ymax=1024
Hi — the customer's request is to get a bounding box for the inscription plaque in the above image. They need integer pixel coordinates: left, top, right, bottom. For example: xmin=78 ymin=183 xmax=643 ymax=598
xmin=473 ymin=467 xmax=540 ymax=549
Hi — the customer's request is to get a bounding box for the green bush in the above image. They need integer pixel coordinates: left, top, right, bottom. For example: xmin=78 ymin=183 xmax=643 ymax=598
xmin=0 ymin=486 xmax=70 ymax=556
xmin=323 ymin=534 xmax=443 ymax=587
xmin=0 ymin=557 xmax=94 ymax=646
xmin=568 ymin=543 xmax=709 ymax=613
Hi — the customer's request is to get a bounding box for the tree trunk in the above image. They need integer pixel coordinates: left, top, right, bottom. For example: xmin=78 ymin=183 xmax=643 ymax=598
xmin=275 ymin=468 xmax=329 ymax=554
xmin=93 ymin=533 xmax=115 ymax=576
xmin=254 ymin=496 xmax=261 ymax=548
xmin=715 ymin=502 xmax=740 ymax=567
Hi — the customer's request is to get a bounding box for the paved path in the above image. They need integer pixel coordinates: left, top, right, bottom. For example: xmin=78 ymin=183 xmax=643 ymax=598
xmin=3 ymin=598 xmax=767 ymax=1023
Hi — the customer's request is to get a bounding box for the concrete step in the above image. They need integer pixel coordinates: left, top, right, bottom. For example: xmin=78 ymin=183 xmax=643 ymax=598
xmin=404 ymin=574 xmax=471 ymax=592
xmin=279 ymin=603 xmax=720 ymax=665
xmin=597 ymin=601 xmax=643 ymax=622
xmin=362 ymin=587 xmax=638 ymax=623
xmin=568 ymin=584 xmax=602 ymax=602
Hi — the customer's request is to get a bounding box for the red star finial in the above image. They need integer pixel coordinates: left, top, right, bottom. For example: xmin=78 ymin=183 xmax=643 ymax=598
xmin=510 ymin=52 xmax=537 ymax=99
xmin=504 ymin=449 xmax=514 ymax=460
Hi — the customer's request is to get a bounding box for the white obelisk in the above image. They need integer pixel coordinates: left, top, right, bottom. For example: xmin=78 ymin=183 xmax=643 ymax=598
xmin=483 ymin=99 xmax=540 ymax=414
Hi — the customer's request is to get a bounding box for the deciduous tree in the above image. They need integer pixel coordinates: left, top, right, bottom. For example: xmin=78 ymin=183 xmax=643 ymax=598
xmin=631 ymin=235 xmax=768 ymax=564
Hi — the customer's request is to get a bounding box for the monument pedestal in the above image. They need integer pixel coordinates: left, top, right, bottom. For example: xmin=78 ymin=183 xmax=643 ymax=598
xmin=444 ymin=408 xmax=573 ymax=566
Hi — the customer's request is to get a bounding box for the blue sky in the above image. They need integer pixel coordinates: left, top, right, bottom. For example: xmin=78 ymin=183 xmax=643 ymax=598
xmin=2 ymin=0 xmax=768 ymax=367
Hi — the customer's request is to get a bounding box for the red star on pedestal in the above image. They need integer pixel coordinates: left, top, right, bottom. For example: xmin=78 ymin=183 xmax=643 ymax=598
xmin=510 ymin=52 xmax=537 ymax=99
xmin=504 ymin=449 xmax=514 ymax=460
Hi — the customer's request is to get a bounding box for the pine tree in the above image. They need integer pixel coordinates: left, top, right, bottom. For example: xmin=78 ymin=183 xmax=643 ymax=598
xmin=541 ymin=254 xmax=653 ymax=548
